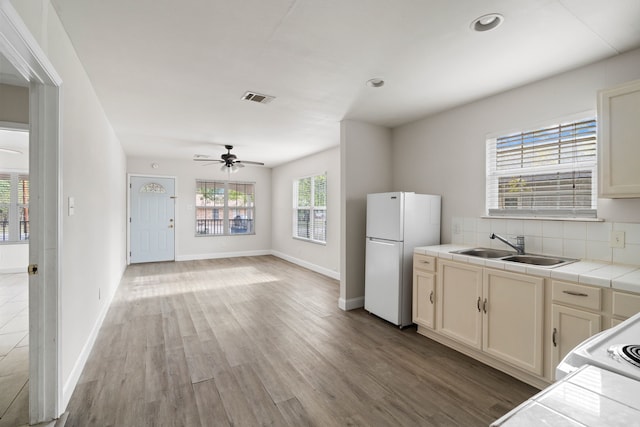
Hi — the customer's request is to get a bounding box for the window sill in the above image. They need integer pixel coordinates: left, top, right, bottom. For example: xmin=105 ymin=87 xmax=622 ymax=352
xmin=293 ymin=236 xmax=326 ymax=246
xmin=194 ymin=232 xmax=256 ymax=237
xmin=482 ymin=215 xmax=604 ymax=222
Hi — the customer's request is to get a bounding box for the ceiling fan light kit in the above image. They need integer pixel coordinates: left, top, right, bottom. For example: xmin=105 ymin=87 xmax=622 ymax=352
xmin=194 ymin=144 xmax=264 ymax=173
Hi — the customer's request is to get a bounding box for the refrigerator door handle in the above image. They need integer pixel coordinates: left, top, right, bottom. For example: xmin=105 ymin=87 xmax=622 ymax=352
xmin=368 ymin=237 xmax=398 ymax=245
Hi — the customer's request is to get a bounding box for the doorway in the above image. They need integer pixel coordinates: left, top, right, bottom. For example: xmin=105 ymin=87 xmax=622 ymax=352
xmin=129 ymin=176 xmax=176 ymax=263
xmin=0 ymin=126 xmax=30 ymax=426
xmin=1 ymin=2 xmax=63 ymax=424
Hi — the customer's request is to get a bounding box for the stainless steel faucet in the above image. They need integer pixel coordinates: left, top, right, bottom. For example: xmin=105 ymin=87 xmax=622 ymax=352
xmin=490 ymin=233 xmax=525 ymax=255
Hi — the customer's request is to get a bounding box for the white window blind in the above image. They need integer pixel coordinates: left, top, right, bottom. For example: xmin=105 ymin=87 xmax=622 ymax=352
xmin=486 ymin=118 xmax=597 ymax=218
xmin=293 ymin=173 xmax=327 ymax=243
xmin=0 ymin=172 xmax=30 ymax=242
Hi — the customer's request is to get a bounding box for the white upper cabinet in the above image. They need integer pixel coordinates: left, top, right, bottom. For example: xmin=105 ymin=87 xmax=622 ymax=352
xmin=598 ymin=79 xmax=640 ymax=198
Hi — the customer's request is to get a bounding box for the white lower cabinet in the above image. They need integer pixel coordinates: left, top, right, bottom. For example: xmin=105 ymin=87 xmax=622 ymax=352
xmin=436 ymin=260 xmax=483 ymax=348
xmin=551 ymin=304 xmax=601 ymax=377
xmin=483 ymin=269 xmax=545 ymax=376
xmin=436 ymin=260 xmax=544 ymax=376
xmin=413 ymin=269 xmax=436 ymax=329
xmin=413 ymin=254 xmax=437 ymax=329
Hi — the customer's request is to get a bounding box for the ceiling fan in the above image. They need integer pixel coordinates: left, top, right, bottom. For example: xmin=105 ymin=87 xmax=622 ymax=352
xmin=194 ymin=145 xmax=264 ymax=173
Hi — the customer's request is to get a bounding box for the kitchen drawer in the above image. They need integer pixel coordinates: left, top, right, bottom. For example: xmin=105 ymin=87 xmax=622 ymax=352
xmin=552 ymin=281 xmax=601 ymax=311
xmin=612 ymin=291 xmax=640 ymax=319
xmin=413 ymin=254 xmax=436 ymax=272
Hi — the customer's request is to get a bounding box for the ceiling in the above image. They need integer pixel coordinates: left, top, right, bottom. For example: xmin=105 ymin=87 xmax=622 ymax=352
xmin=48 ymin=0 xmax=640 ymax=167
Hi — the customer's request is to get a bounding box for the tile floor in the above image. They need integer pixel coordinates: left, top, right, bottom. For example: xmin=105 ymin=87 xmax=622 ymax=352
xmin=0 ymin=273 xmax=29 ymax=427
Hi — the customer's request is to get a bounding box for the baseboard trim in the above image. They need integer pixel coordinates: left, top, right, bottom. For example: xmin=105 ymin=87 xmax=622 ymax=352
xmin=175 ymin=250 xmax=271 ymax=261
xmin=338 ymin=296 xmax=364 ymax=311
xmin=270 ymin=250 xmax=340 ymax=281
xmin=61 ymin=270 xmax=121 ymax=411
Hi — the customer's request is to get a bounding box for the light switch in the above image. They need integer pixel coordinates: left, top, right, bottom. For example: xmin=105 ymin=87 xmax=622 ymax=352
xmin=610 ymin=231 xmax=625 ymax=248
xmin=68 ymin=196 xmax=75 ymax=216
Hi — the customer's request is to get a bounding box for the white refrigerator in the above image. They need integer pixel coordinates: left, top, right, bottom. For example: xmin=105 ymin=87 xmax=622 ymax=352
xmin=364 ymin=192 xmax=441 ymax=327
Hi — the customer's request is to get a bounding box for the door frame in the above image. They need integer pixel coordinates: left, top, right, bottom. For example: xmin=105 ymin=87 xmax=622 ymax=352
xmin=0 ymin=1 xmax=63 ymax=423
xmin=127 ymin=174 xmax=178 ymax=264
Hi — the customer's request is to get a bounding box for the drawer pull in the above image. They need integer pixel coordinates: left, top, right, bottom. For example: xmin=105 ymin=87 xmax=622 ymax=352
xmin=429 ymin=290 xmax=434 ymax=304
xmin=421 ymin=260 xmax=431 ymax=264
xmin=552 ymin=328 xmax=557 ymax=347
xmin=563 ymin=290 xmax=588 ymax=297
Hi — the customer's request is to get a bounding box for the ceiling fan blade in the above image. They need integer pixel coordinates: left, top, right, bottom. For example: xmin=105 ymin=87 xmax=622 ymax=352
xmin=235 ymin=160 xmax=264 ymax=166
xmin=193 ymin=159 xmax=223 ymax=162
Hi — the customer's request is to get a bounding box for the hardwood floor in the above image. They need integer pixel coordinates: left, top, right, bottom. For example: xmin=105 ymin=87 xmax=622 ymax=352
xmin=0 ymin=273 xmax=29 ymax=427
xmin=65 ymin=256 xmax=536 ymax=426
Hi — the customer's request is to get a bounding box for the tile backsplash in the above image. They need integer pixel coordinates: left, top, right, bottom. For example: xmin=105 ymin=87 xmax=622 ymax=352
xmin=451 ymin=218 xmax=640 ymax=267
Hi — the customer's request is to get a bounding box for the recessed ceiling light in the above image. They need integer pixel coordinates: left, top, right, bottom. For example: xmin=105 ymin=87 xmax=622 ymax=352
xmin=0 ymin=147 xmax=22 ymax=155
xmin=366 ymin=78 xmax=385 ymax=88
xmin=471 ymin=13 xmax=504 ymax=32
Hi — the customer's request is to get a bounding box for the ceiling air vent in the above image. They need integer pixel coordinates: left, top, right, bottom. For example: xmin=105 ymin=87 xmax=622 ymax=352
xmin=242 ymin=91 xmax=275 ymax=104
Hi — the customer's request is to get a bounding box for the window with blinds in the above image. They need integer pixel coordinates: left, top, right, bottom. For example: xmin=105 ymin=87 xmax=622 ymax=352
xmin=0 ymin=172 xmax=30 ymax=242
xmin=486 ymin=118 xmax=597 ymax=218
xmin=293 ymin=173 xmax=327 ymax=243
xmin=194 ymin=180 xmax=255 ymax=236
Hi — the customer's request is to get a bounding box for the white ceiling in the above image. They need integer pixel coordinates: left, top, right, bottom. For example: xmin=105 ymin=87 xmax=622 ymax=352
xmin=50 ymin=0 xmax=640 ymax=167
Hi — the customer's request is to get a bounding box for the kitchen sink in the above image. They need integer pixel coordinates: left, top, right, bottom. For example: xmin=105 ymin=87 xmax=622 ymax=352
xmin=451 ymin=248 xmax=515 ymax=258
xmin=450 ymin=247 xmax=578 ymax=268
xmin=501 ymin=255 xmax=577 ymax=267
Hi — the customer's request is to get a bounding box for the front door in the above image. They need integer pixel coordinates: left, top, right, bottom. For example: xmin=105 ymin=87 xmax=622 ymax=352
xmin=130 ymin=176 xmax=175 ymax=263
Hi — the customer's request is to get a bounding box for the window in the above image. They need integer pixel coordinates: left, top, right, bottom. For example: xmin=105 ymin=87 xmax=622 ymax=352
xmin=195 ymin=180 xmax=255 ymax=236
xmin=293 ymin=173 xmax=327 ymax=243
xmin=486 ymin=118 xmax=597 ymax=218
xmin=0 ymin=172 xmax=29 ymax=242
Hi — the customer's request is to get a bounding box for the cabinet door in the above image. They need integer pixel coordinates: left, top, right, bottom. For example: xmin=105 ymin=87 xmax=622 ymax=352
xmin=551 ymin=304 xmax=601 ymax=379
xmin=598 ymin=79 xmax=640 ymax=198
xmin=413 ymin=269 xmax=435 ymax=329
xmin=437 ymin=260 xmax=483 ymax=349
xmin=483 ymin=270 xmax=544 ymax=376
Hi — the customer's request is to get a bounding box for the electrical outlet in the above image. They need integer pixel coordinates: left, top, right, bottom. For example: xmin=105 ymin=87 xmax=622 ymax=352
xmin=610 ymin=231 xmax=625 ymax=248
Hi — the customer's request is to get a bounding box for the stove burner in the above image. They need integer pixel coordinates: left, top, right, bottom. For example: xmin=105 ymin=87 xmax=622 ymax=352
xmin=608 ymin=345 xmax=640 ymax=368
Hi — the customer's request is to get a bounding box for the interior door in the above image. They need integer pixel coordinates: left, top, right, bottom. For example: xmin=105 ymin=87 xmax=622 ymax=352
xmin=130 ymin=176 xmax=175 ymax=263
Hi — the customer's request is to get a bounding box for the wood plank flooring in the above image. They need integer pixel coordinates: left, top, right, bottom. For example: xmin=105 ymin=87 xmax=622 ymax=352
xmin=65 ymin=256 xmax=536 ymax=426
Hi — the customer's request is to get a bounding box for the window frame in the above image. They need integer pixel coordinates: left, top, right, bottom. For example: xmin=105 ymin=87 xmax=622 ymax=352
xmin=293 ymin=173 xmax=327 ymax=245
xmin=486 ymin=114 xmax=598 ymax=220
xmin=194 ymin=180 xmax=256 ymax=237
xmin=0 ymin=171 xmax=29 ymax=244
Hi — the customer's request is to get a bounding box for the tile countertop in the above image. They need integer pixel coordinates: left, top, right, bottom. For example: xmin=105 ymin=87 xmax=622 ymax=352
xmin=414 ymin=244 xmax=640 ymax=293
xmin=491 ymin=364 xmax=640 ymax=426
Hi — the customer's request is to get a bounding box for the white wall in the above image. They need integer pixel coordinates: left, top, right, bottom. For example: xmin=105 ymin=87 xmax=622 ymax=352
xmin=393 ymin=48 xmax=640 ymax=243
xmin=340 ymin=119 xmax=392 ymax=309
xmin=127 ymin=157 xmax=272 ymax=260
xmin=0 ymin=83 xmax=28 ymax=124
xmin=11 ymin=0 xmax=128 ymax=409
xmin=271 ymin=146 xmax=340 ymax=279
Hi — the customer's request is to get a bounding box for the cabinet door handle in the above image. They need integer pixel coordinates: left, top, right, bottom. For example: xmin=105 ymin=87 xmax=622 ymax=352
xmin=477 ymin=297 xmax=481 ymax=312
xmin=483 ymin=298 xmax=488 ymax=314
xmin=562 ymin=290 xmax=588 ymax=297
xmin=552 ymin=328 xmax=558 ymax=347
xmin=429 ymin=290 xmax=434 ymax=304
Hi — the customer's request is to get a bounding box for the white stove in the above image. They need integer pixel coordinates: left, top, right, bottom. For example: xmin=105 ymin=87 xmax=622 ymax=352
xmin=493 ymin=311 xmax=640 ymax=426
xmin=557 ymin=310 xmax=640 ymax=381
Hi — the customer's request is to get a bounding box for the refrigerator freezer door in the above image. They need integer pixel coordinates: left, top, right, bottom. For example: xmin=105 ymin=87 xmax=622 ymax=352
xmin=366 ymin=192 xmax=403 ymax=241
xmin=364 ymin=238 xmax=403 ymax=325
